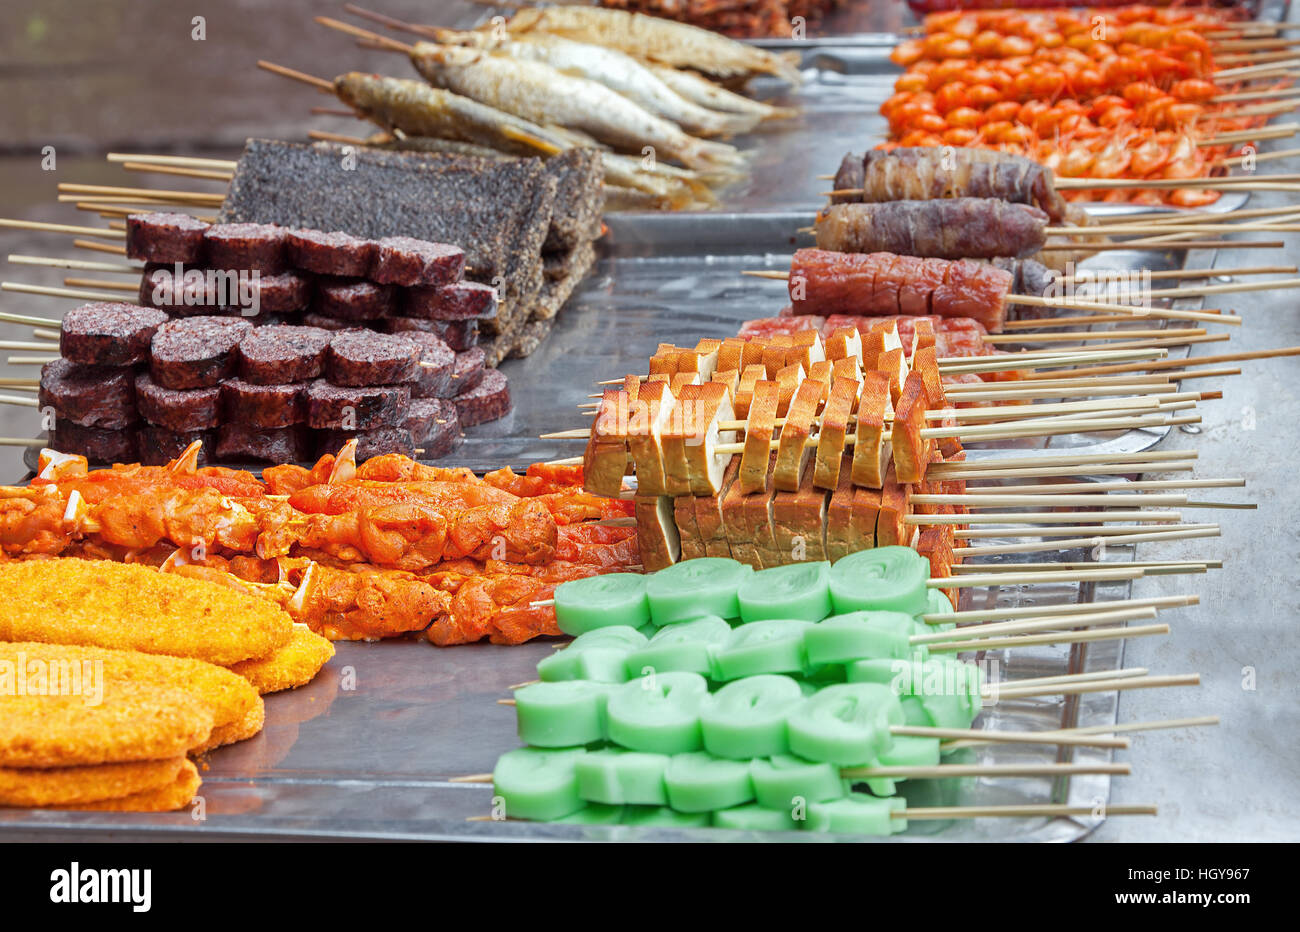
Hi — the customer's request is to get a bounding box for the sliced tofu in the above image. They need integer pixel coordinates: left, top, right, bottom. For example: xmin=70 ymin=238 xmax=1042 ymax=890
xmin=806 ymin=361 xmax=833 ymax=406
xmin=762 ymin=335 xmax=794 ymax=379
xmin=660 ymin=383 xmax=701 ymax=497
xmin=860 ymin=327 xmax=886 ymax=372
xmin=740 ymin=338 xmax=767 ymax=370
xmin=774 ymin=363 xmax=805 ymax=417
xmin=743 ymin=453 xmax=782 ymax=568
xmin=772 ymin=460 xmax=829 ymax=563
xmin=825 ymin=455 xmax=858 ymax=563
xmin=739 ymin=379 xmax=780 ymax=495
xmin=831 ymin=355 xmax=861 ymax=385
xmin=874 ymin=319 xmax=903 ymax=355
xmin=787 ymin=329 xmax=825 ymax=374
xmin=634 ymin=494 xmax=680 ymax=571
xmin=876 ymin=347 xmax=909 ymax=406
xmin=626 ymin=379 xmax=674 ymax=496
xmin=649 ymin=349 xmax=678 ymax=378
xmin=733 ymin=363 xmax=767 ymax=420
xmin=824 ymin=326 xmax=862 ymax=364
xmin=774 ymin=377 xmax=822 ymax=493
xmin=710 ymin=368 xmax=740 ymax=401
xmin=916 ymin=524 xmax=956 ymax=607
xmin=682 ymin=381 xmax=738 ymax=496
xmin=851 ymin=370 xmax=894 ymax=490
xmin=910 ymin=319 xmax=936 ymax=357
xmin=912 ymin=344 xmax=964 ymax=460
xmin=718 ymin=337 xmax=747 ymax=374
xmin=693 ymin=338 xmax=722 ymax=381
xmin=582 ymin=387 xmax=631 ymax=497
xmin=876 ymin=462 xmax=911 ymax=547
xmin=695 ymin=454 xmax=738 ymax=558
xmin=851 ymin=484 xmax=881 ymax=553
xmin=669 ymin=370 xmax=702 ymax=393
xmin=720 ymin=458 xmax=760 ymax=569
xmin=891 ymin=371 xmax=935 ymax=484
xmin=814 ymin=376 xmax=859 ymax=491
xmin=674 ymin=493 xmax=705 ymax=560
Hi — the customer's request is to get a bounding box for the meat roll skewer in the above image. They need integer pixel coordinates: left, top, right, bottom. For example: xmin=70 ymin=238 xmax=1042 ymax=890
xmin=814 ymin=199 xmax=1050 ymax=260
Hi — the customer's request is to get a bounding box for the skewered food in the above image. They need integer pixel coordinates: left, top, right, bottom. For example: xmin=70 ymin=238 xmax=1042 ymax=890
xmin=59 ymin=303 xmax=168 ymax=367
xmin=814 ymin=199 xmax=1050 ymax=260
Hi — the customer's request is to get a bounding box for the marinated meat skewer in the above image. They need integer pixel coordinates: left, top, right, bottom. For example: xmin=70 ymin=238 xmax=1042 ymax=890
xmin=830 ymin=148 xmax=1075 ymax=224
xmin=814 ymin=199 xmax=1051 ymax=261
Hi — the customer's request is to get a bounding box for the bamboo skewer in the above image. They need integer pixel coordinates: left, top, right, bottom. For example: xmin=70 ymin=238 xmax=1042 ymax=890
xmin=927 ymin=594 xmax=1196 ymax=625
xmin=941 ymin=716 xmax=1218 ymax=751
xmin=106 ymin=152 xmax=237 ymax=170
xmin=61 ymin=277 xmax=139 ymax=293
xmin=0 ymin=219 xmax=124 ymax=239
xmin=1 ymin=282 xmax=138 ymax=303
xmin=952 ymin=523 xmax=1217 ymax=539
xmin=74 ymin=239 xmax=128 ymax=256
xmin=55 ymin=183 xmax=223 ymax=205
xmin=118 ymin=161 xmax=234 ymax=182
xmin=7 ymin=254 xmax=142 ymax=274
xmin=1023 ymin=345 xmax=1300 ymax=379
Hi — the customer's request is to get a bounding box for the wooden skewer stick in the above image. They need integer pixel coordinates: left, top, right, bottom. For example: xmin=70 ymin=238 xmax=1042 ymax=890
xmin=1045 ymin=239 xmax=1284 ymax=251
xmin=0 ymin=394 xmax=38 ymax=407
xmin=913 ymin=605 xmax=1158 ymax=644
xmin=256 ymin=59 xmax=336 ymax=93
xmin=933 ymin=449 xmax=1196 ymax=470
xmin=837 ymin=760 xmax=1132 ymax=779
xmin=55 ymin=183 xmax=223 ymax=204
xmin=1220 ymin=145 xmax=1300 ymax=166
xmin=956 ymin=527 xmax=1222 ymax=556
xmin=942 ymin=463 xmax=1197 ymax=481
xmin=953 ymin=522 xmax=1216 ymax=540
xmin=894 ymin=725 xmax=1127 ymax=749
xmin=0 ymin=340 xmax=57 ymax=351
xmin=8 ymin=254 xmax=141 ymax=274
xmin=6 ymin=356 xmax=59 ymax=365
xmin=62 ymin=277 xmax=138 ymax=292
xmin=995 ymin=673 xmax=1199 ymax=700
xmin=906 ymin=511 xmax=1183 ymax=527
xmin=0 ymin=219 xmax=124 ymax=239
xmin=73 ymin=239 xmax=128 ymax=256
xmin=955 ymin=560 xmax=1216 ymax=574
xmin=911 ymin=492 xmax=1191 ymax=508
xmin=930 ymin=621 xmax=1169 ymax=653
xmin=106 ymin=152 xmax=237 ymax=170
xmin=963 ymin=478 xmax=1243 ymax=494
xmin=941 ymin=715 xmax=1218 ymax=750
xmin=1025 ymin=345 xmax=1300 ymax=380
xmin=0 ymin=437 xmax=46 ymax=447
xmin=1 ymin=282 xmax=138 ymax=303
xmin=0 ymin=310 xmax=59 ymax=327
xmin=119 ymin=161 xmax=233 ymax=181
xmin=929 ymin=594 xmax=1197 ymax=626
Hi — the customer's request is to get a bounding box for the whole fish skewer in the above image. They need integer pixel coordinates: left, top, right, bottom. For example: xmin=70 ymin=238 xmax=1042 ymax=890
xmin=646 ymin=64 xmax=797 ymax=123
xmin=407 ymin=42 xmax=745 ymax=171
xmin=384 ymin=19 xmax=763 ymax=137
xmin=316 ymin=18 xmax=745 ymax=171
xmin=483 ymin=5 xmax=804 ymax=85
xmin=262 ymin=65 xmax=715 ymax=209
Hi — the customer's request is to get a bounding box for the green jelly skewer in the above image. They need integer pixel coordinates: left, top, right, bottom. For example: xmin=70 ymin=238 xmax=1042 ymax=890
xmin=574 ymin=747 xmax=671 ymax=806
xmin=804 ymin=610 xmax=929 ymax=666
xmin=712 ymin=803 xmax=800 ymax=832
xmin=621 ymin=805 xmax=711 ymax=828
xmin=750 ymin=755 xmax=846 ymax=810
xmin=625 ymin=615 xmax=732 ymax=678
xmin=665 ymin=752 xmax=756 ymax=813
xmin=646 ymin=558 xmax=752 ymax=625
xmin=829 ymin=547 xmax=930 ymax=616
xmin=922 ymin=588 xmax=957 ymax=632
xmin=492 ymin=746 xmax=587 ymax=822
xmin=605 ymin=672 xmax=710 ymax=754
xmin=537 ymin=626 xmax=649 ymax=683
xmin=806 ymin=793 xmax=909 ymax=835
xmin=514 ymin=681 xmax=613 ymax=747
xmin=554 ymin=803 xmax=625 ymax=825
xmin=862 ymin=735 xmax=943 ymax=797
xmin=786 ymin=683 xmax=905 ymax=765
xmin=847 ymin=657 xmax=984 ymax=730
xmin=710 ymin=619 xmax=813 ymax=681
xmin=699 ymin=674 xmax=805 ymax=760
xmin=554 ymin=573 xmax=650 ymax=635
xmin=737 ymin=562 xmax=833 ymax=622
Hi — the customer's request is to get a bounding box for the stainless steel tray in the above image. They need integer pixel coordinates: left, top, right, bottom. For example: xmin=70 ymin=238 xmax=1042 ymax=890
xmin=0 ymin=476 xmax=1145 ymax=841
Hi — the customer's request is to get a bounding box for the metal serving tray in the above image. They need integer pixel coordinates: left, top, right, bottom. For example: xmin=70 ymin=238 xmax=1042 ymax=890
xmin=0 ymin=476 xmax=1143 ymax=842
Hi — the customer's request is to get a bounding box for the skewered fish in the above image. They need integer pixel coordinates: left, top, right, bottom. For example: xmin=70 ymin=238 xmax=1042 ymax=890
xmin=646 ymin=63 xmax=796 ymax=122
xmin=488 ymin=6 xmax=803 ymax=85
xmin=407 ymin=42 xmax=745 ymax=171
xmin=430 ymin=28 xmax=761 ymax=137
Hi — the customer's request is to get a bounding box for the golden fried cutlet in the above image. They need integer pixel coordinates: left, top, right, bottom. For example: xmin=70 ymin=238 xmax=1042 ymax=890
xmin=0 ymin=560 xmax=293 ymax=666
xmin=0 ymin=757 xmax=185 ymax=807
xmin=70 ymin=758 xmax=201 ymax=812
xmin=194 ymin=695 xmax=265 ymax=753
xmin=0 ymin=683 xmax=213 ymax=768
xmin=228 ymin=626 xmax=335 ymax=695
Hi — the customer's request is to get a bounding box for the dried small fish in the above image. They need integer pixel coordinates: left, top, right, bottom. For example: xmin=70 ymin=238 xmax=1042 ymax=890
xmin=407 ymin=42 xmax=745 ymax=171
xmin=491 ymin=6 xmax=803 ymax=85
xmin=430 ymin=28 xmax=759 ymax=137
xmin=335 ymin=72 xmax=569 ymax=157
xmin=647 ymin=64 xmax=796 ymax=122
